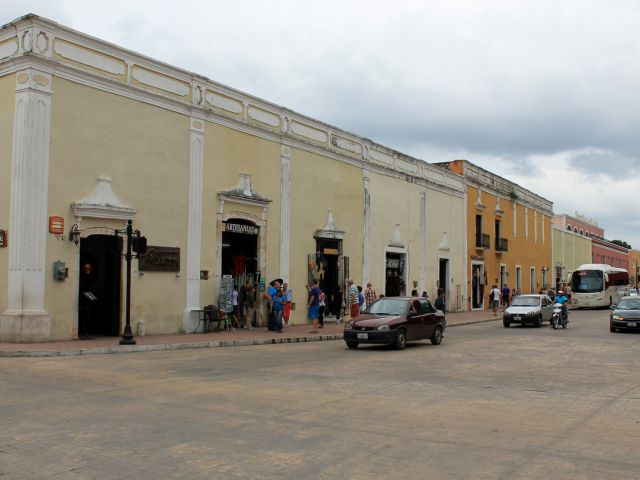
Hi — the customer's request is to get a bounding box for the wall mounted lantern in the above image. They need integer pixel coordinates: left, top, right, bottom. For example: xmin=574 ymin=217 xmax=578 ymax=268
xmin=69 ymin=224 xmax=81 ymax=246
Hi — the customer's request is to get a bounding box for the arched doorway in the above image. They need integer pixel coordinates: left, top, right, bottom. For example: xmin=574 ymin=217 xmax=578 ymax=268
xmin=78 ymin=234 xmax=122 ymax=337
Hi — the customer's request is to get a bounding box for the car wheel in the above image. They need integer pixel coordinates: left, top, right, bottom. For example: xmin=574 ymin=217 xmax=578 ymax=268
xmin=503 ymin=319 xmax=510 ymax=328
xmin=610 ymin=325 xmax=616 ymax=333
xmin=536 ymin=315 xmax=543 ymax=328
xmin=551 ymin=315 xmax=558 ymax=329
xmin=430 ymin=326 xmax=443 ymax=345
xmin=345 ymin=341 xmax=359 ymax=349
xmin=394 ymin=328 xmax=407 ymax=350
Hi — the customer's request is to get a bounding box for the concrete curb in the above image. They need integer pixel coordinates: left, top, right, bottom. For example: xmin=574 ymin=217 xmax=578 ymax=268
xmin=0 ymin=318 xmax=500 ymax=358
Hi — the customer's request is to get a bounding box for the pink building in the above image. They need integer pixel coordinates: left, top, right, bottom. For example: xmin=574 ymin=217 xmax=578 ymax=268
xmin=552 ymin=213 xmax=604 ymax=238
xmin=592 ymin=238 xmax=629 ymax=270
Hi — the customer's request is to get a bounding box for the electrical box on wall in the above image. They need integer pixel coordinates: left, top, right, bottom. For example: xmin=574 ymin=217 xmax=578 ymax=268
xmin=53 ymin=260 xmax=68 ymax=280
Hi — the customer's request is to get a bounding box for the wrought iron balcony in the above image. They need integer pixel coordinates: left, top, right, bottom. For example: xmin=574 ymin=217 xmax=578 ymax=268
xmin=496 ymin=238 xmax=509 ymax=253
xmin=475 ymin=233 xmax=490 ymax=250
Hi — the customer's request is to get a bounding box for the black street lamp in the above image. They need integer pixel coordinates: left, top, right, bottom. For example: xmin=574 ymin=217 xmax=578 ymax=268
xmin=116 ymin=219 xmax=146 ymax=346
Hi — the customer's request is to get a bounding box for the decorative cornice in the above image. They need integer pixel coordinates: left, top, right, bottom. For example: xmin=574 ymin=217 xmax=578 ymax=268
xmin=0 ymin=15 xmax=468 ymax=199
xmin=72 ymin=177 xmax=138 ymax=220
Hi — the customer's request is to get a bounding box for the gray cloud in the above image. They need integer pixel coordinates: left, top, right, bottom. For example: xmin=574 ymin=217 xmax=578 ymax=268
xmin=3 ymin=0 xmax=640 ymax=247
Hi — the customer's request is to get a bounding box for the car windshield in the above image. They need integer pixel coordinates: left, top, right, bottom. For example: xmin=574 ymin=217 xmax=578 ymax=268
xmin=510 ymin=296 xmax=540 ymax=307
xmin=616 ymin=298 xmax=640 ymax=310
xmin=366 ymin=299 xmax=409 ymax=316
xmin=571 ymin=270 xmax=603 ymax=293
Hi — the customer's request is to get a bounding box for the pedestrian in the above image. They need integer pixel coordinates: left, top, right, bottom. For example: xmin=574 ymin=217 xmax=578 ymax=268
xmin=421 ymin=291 xmax=429 ymax=299
xmin=489 ymin=284 xmax=501 ymax=316
xmin=347 ymin=279 xmax=359 ymax=319
xmin=271 ymin=289 xmax=285 ymax=333
xmin=283 ymin=282 xmax=293 ymax=327
xmin=411 ymin=289 xmax=419 ymax=297
xmin=434 ymin=290 xmax=446 ymax=319
xmin=364 ymin=282 xmax=377 ymax=308
xmin=231 ymin=285 xmax=240 ymax=329
xmin=308 ymin=278 xmax=321 ymax=333
xmin=318 ymin=289 xmax=326 ymax=328
xmin=265 ymin=280 xmax=281 ymax=331
xmin=243 ymin=285 xmax=256 ymax=329
xmin=501 ymin=283 xmax=510 ymax=307
xmin=357 ymin=286 xmax=365 ymax=313
xmin=332 ymin=286 xmax=343 ymax=323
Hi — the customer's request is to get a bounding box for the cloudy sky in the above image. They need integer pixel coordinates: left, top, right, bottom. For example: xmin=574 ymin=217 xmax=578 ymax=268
xmin=4 ymin=1 xmax=639 ymax=247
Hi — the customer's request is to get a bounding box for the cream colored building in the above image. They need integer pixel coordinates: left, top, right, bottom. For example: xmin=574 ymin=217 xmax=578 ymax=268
xmin=0 ymin=15 xmax=467 ymax=342
xmin=552 ymin=226 xmax=592 ymax=288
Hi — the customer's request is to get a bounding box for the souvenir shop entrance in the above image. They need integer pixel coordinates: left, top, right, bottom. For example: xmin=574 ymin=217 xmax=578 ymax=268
xmin=221 ymin=219 xmax=259 ymax=291
xmin=385 ymin=252 xmax=406 ymax=297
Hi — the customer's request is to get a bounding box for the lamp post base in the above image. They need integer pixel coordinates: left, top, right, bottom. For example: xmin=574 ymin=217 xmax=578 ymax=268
xmin=119 ymin=326 xmax=136 ymax=345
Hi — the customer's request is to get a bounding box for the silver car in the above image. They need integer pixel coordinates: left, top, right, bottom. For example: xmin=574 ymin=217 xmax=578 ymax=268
xmin=503 ymin=294 xmax=554 ymax=328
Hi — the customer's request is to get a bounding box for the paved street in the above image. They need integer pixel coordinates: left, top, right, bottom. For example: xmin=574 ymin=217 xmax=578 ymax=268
xmin=1 ymin=309 xmax=639 ymax=480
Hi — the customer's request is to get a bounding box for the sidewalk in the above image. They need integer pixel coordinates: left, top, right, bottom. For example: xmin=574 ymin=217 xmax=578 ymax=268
xmin=0 ymin=309 xmax=500 ymax=357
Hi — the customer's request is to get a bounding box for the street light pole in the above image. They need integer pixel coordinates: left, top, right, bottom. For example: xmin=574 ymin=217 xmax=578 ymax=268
xmin=119 ymin=219 xmax=136 ymax=345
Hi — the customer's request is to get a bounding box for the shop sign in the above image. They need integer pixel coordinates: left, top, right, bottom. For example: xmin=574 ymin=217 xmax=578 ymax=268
xmin=224 ymin=223 xmax=259 ymax=235
xmin=139 ymin=246 xmax=180 ymax=272
xmin=0 ymin=229 xmax=6 ymax=248
xmin=48 ymin=216 xmax=64 ymax=234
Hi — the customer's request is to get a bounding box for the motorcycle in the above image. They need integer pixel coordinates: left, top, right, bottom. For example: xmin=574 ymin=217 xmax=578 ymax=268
xmin=551 ymin=303 xmax=568 ymax=329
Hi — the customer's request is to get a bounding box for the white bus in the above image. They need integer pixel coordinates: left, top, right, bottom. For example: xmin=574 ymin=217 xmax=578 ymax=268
xmin=569 ymin=264 xmax=629 ymax=308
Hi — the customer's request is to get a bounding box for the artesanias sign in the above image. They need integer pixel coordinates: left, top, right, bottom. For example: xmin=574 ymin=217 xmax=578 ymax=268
xmin=224 ymin=223 xmax=259 ymax=235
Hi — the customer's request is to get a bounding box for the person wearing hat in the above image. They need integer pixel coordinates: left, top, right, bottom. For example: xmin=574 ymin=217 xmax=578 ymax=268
xmin=347 ymin=279 xmax=359 ymax=319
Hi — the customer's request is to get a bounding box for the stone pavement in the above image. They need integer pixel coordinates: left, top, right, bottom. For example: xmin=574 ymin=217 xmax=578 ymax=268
xmin=0 ymin=309 xmax=499 ymax=357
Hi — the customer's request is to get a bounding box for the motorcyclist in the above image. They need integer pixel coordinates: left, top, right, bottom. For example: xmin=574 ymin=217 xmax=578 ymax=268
xmin=555 ymin=291 xmax=569 ymax=322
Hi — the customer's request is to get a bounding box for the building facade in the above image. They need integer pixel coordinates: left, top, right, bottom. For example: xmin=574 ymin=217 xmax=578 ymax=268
xmin=553 ymin=213 xmax=629 ymax=272
xmin=0 ymin=15 xmax=467 ymax=342
xmin=436 ymin=161 xmax=553 ymax=309
xmin=628 ymin=250 xmax=640 ymax=286
xmin=552 ymin=226 xmax=592 ymax=288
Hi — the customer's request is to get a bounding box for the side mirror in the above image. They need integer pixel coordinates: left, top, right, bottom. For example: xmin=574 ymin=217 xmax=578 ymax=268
xmin=609 ymin=306 xmax=616 ymax=310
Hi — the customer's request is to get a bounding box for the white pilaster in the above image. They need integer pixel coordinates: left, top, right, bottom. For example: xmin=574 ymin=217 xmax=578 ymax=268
xmin=182 ymin=117 xmax=205 ymax=333
xmin=279 ymin=145 xmax=291 ymax=281
xmin=419 ymin=190 xmax=426 ymax=291
xmin=1 ymin=68 xmax=53 ymax=342
xmin=362 ymin=171 xmax=371 ymax=284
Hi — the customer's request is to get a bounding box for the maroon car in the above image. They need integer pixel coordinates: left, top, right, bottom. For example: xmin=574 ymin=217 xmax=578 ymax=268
xmin=343 ymin=297 xmax=446 ymax=349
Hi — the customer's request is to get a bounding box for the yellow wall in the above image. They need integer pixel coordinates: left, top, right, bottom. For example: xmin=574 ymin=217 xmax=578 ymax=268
xmin=467 ymin=186 xmax=552 ymax=307
xmin=0 ymin=73 xmax=14 ymax=314
xmin=45 ymin=78 xmax=190 ymax=339
xmin=368 ymin=171 xmax=466 ymax=305
xmin=553 ymin=227 xmax=592 ymax=283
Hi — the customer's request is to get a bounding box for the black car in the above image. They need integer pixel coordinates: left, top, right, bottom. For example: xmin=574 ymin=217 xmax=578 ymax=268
xmin=610 ymin=296 xmax=640 ymax=332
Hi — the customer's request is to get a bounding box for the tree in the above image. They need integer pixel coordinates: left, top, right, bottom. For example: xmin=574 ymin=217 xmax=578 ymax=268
xmin=611 ymin=239 xmax=632 ymax=249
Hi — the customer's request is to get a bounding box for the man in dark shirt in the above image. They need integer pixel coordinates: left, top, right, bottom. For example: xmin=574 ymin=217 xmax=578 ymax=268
xmin=308 ymin=279 xmax=321 ymax=334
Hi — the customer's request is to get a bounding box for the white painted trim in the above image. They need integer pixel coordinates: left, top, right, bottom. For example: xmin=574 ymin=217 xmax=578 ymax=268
xmin=4 ymin=68 xmax=52 ymax=319
xmin=362 ymin=171 xmax=371 ymax=285
xmin=470 ymin=260 xmax=485 ymax=311
xmin=513 ymin=202 xmax=517 ymax=238
xmin=462 ymin=191 xmax=468 ymax=310
xmin=183 ymin=123 xmax=205 ymax=332
xmin=525 ymin=207 xmax=529 ymax=240
xmin=279 ymin=146 xmax=291 ymax=281
xmin=419 ymin=190 xmax=426 ymax=292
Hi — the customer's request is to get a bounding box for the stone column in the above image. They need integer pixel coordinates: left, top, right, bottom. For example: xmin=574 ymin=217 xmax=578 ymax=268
xmin=182 ymin=117 xmax=205 ymax=333
xmin=0 ymin=68 xmax=53 ymax=342
xmin=279 ymin=146 xmax=291 ymax=281
xmin=362 ymin=171 xmax=371 ymax=284
xmin=419 ymin=190 xmax=426 ymax=291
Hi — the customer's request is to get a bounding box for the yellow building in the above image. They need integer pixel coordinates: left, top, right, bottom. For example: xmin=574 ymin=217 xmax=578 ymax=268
xmin=0 ymin=15 xmax=467 ymax=342
xmin=552 ymin=226 xmax=592 ymax=287
xmin=436 ymin=160 xmax=553 ymax=309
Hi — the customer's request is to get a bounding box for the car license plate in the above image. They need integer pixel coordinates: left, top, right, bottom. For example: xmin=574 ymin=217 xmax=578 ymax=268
xmin=514 ymin=316 xmax=521 ymax=321
xmin=627 ymin=322 xmax=637 ymax=327
xmin=357 ymin=333 xmax=368 ymax=340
